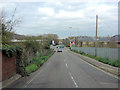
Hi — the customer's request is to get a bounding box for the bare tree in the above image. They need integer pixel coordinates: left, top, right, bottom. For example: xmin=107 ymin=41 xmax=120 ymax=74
xmin=0 ymin=8 xmax=21 ymax=45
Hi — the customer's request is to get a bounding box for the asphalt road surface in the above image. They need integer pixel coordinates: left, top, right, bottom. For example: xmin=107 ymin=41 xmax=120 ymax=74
xmin=7 ymin=48 xmax=118 ymax=88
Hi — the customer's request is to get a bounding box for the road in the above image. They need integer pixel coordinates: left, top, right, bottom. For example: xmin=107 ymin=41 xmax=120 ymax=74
xmin=6 ymin=48 xmax=118 ymax=88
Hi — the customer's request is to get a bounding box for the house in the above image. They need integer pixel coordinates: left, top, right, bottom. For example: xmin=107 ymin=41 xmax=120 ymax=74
xmin=77 ymin=36 xmax=95 ymax=47
xmin=97 ymin=37 xmax=111 ymax=47
xmin=109 ymin=35 xmax=120 ymax=48
xmin=12 ymin=34 xmax=25 ymax=40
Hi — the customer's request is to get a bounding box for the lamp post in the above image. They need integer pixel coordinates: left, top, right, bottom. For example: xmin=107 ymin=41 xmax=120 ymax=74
xmin=69 ymin=27 xmax=80 ymax=52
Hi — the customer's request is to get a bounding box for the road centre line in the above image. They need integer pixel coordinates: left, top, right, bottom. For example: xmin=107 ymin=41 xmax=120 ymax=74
xmin=69 ymin=72 xmax=78 ymax=88
xmin=66 ymin=63 xmax=68 ymax=69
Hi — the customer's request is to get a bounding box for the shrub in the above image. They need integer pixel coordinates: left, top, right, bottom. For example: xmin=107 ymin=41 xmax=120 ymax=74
xmin=108 ymin=60 xmax=120 ymax=67
xmin=25 ymin=64 xmax=38 ymax=75
xmin=2 ymin=45 xmax=22 ymax=58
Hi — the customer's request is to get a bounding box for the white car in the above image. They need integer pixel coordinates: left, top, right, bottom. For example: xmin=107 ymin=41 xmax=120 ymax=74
xmin=57 ymin=48 xmax=62 ymax=52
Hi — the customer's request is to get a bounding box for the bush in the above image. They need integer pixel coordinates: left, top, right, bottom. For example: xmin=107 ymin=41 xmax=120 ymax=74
xmin=32 ymin=56 xmax=41 ymax=67
xmin=108 ymin=60 xmax=120 ymax=67
xmin=40 ymin=60 xmax=45 ymax=65
xmin=2 ymin=45 xmax=22 ymax=58
xmin=25 ymin=64 xmax=38 ymax=75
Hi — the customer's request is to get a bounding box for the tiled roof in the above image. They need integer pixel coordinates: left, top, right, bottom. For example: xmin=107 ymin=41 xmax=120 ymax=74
xmin=78 ymin=36 xmax=95 ymax=42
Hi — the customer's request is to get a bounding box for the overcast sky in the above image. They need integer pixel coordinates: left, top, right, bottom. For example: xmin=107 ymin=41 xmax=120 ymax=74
xmin=0 ymin=0 xmax=119 ymax=38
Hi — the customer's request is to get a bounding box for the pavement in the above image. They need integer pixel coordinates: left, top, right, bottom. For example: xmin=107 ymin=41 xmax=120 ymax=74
xmin=5 ymin=48 xmax=119 ymax=88
xmin=1 ymin=74 xmax=21 ymax=89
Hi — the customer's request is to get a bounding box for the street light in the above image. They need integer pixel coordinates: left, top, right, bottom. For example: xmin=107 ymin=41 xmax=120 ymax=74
xmin=68 ymin=26 xmax=80 ymax=52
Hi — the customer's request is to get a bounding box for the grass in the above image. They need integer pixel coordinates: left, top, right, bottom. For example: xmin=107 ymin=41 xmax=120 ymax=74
xmin=25 ymin=50 xmax=54 ymax=75
xmin=70 ymin=49 xmax=120 ymax=67
xmin=25 ymin=64 xmax=38 ymax=75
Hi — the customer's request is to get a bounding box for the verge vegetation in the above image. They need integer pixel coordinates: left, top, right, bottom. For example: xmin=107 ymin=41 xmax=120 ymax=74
xmin=70 ymin=49 xmax=120 ymax=67
xmin=25 ymin=50 xmax=54 ymax=75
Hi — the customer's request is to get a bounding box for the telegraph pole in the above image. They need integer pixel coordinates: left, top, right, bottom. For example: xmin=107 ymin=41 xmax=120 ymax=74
xmin=76 ymin=28 xmax=79 ymax=52
xmin=95 ymin=15 xmax=98 ymax=57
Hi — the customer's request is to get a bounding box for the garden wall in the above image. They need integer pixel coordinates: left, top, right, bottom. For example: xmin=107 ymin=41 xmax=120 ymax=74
xmin=0 ymin=51 xmax=16 ymax=81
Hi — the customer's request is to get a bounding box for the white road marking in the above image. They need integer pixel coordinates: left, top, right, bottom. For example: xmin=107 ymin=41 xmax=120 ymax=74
xmin=64 ymin=59 xmax=66 ymax=62
xmin=69 ymin=72 xmax=78 ymax=88
xmin=24 ymin=69 xmax=44 ymax=88
xmin=66 ymin=63 xmax=68 ymax=69
xmin=70 ymin=51 xmax=120 ymax=80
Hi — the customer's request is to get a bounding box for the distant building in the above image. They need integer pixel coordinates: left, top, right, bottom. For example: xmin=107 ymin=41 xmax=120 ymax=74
xmin=109 ymin=35 xmax=120 ymax=48
xmin=77 ymin=36 xmax=95 ymax=47
xmin=12 ymin=34 xmax=25 ymax=40
xmin=69 ymin=38 xmax=75 ymax=47
xmin=97 ymin=37 xmax=111 ymax=47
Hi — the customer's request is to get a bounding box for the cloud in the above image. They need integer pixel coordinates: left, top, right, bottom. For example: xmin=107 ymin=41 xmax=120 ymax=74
xmin=56 ymin=1 xmax=63 ymax=6
xmin=68 ymin=5 xmax=72 ymax=9
xmin=55 ymin=10 xmax=84 ymax=18
xmin=38 ymin=7 xmax=84 ymax=19
xmin=41 ymin=17 xmax=48 ymax=20
xmin=0 ymin=0 xmax=118 ymax=2
xmin=1 ymin=1 xmax=118 ymax=38
xmin=38 ymin=7 xmax=55 ymax=16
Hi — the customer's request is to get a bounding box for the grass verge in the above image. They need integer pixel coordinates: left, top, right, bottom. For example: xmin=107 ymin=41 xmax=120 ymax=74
xmin=70 ymin=49 xmax=120 ymax=67
xmin=25 ymin=50 xmax=54 ymax=75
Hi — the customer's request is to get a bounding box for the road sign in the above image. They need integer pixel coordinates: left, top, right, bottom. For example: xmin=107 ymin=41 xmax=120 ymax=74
xmin=72 ymin=42 xmax=75 ymax=44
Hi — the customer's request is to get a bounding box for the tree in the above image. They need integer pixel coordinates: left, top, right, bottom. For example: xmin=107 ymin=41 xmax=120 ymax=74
xmin=0 ymin=8 xmax=21 ymax=45
xmin=43 ymin=34 xmax=59 ymax=45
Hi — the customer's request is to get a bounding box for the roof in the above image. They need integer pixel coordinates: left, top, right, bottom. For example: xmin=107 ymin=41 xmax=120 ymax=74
xmin=69 ymin=38 xmax=75 ymax=42
xmin=12 ymin=34 xmax=25 ymax=40
xmin=109 ymin=35 xmax=120 ymax=42
xmin=98 ymin=37 xmax=110 ymax=42
xmin=78 ymin=36 xmax=95 ymax=42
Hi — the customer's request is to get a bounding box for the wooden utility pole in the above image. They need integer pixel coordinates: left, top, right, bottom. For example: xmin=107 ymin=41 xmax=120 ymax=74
xmin=95 ymin=15 xmax=98 ymax=57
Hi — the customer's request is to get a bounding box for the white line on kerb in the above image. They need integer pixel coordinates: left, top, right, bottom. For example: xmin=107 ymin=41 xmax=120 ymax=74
xmin=69 ymin=72 xmax=78 ymax=88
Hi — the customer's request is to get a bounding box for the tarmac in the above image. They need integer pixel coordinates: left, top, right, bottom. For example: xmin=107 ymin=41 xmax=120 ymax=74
xmin=68 ymin=49 xmax=120 ymax=78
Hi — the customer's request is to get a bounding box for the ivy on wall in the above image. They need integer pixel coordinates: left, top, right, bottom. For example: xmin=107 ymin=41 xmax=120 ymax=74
xmin=1 ymin=45 xmax=22 ymax=58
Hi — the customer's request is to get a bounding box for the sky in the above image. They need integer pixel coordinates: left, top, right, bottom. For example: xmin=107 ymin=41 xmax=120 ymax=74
xmin=0 ymin=0 xmax=119 ymax=39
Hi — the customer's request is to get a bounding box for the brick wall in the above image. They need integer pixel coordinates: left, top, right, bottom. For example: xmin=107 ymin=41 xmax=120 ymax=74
xmin=0 ymin=51 xmax=16 ymax=81
xmin=0 ymin=51 xmax=2 ymax=82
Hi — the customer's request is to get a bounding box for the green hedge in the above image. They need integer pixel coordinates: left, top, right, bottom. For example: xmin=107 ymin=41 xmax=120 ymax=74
xmin=1 ymin=45 xmax=22 ymax=58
